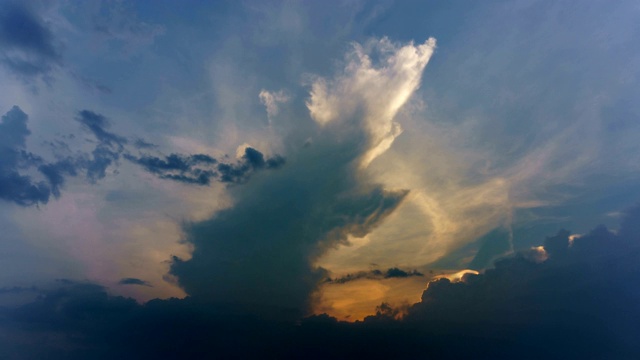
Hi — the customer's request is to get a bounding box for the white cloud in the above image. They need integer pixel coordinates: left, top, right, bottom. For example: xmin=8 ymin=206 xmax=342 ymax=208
xmin=259 ymin=89 xmax=289 ymax=123
xmin=306 ymin=37 xmax=437 ymax=168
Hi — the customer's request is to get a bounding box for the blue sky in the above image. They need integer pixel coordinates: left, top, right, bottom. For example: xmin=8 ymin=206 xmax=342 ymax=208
xmin=1 ymin=1 xmax=640 ymax=356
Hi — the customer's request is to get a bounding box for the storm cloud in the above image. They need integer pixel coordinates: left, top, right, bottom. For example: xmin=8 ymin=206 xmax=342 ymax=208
xmin=2 ymin=207 xmax=640 ymax=359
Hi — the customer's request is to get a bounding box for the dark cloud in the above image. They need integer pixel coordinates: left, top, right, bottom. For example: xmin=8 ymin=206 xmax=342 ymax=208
xmin=0 ymin=107 xmax=127 ymax=205
xmin=385 ymin=267 xmax=423 ymax=278
xmin=118 ymin=278 xmax=152 ymax=287
xmin=0 ymin=2 xmax=61 ymax=80
xmin=38 ymin=159 xmax=78 ymax=197
xmin=327 ymin=267 xmax=423 ymax=284
xmin=4 ymin=205 xmax=640 ymax=360
xmin=73 ymin=110 xmax=128 ymax=182
xmin=170 ymin=131 xmax=409 ymax=311
xmin=0 ymin=106 xmax=51 ymax=205
xmin=216 ymin=147 xmax=285 ymax=183
xmin=0 ymin=107 xmax=287 ymax=205
xmin=125 ymin=147 xmax=284 ymax=186
xmin=76 ymin=110 xmax=127 ymax=149
xmin=373 ymin=205 xmax=640 ymax=358
xmin=124 ymin=153 xmax=212 ymax=185
xmin=468 ymin=227 xmax=512 ymax=270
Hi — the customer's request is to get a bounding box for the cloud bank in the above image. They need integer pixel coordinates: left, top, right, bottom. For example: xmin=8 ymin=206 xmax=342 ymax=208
xmin=2 ymin=206 xmax=640 ymax=358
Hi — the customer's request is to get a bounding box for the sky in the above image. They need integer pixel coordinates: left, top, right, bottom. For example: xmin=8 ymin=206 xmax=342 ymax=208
xmin=1 ymin=0 xmax=640 ymax=358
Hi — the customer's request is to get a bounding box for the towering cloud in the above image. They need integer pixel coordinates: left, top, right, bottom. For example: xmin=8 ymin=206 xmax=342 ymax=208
xmin=170 ymin=38 xmax=435 ymax=312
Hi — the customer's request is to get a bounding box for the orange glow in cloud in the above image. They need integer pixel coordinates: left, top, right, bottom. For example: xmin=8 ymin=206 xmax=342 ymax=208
xmin=433 ymin=269 xmax=479 ymax=282
xmin=314 ymin=277 xmax=427 ymax=321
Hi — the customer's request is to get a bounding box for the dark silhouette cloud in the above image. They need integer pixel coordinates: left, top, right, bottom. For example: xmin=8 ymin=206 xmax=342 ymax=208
xmin=170 ymin=129 xmax=409 ymax=312
xmin=216 ymin=147 xmax=285 ymax=183
xmin=327 ymin=267 xmax=423 ymax=284
xmin=373 ymin=205 xmax=640 ymax=359
xmin=76 ymin=110 xmax=127 ymax=149
xmin=118 ymin=278 xmax=152 ymax=287
xmin=74 ymin=110 xmax=128 ymax=182
xmin=124 ymin=153 xmax=214 ymax=185
xmin=3 ymin=205 xmax=640 ymax=359
xmin=0 ymin=107 xmax=288 ymax=205
xmin=468 ymin=227 xmax=512 ymax=270
xmin=0 ymin=106 xmax=51 ymax=205
xmin=125 ymin=147 xmax=284 ymax=186
xmin=37 ymin=159 xmax=78 ymax=197
xmin=0 ymin=2 xmax=61 ymax=80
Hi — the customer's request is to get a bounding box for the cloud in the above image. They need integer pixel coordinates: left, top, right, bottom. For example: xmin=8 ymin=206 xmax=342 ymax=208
xmin=3 ymin=206 xmax=640 ymax=358
xmin=37 ymin=159 xmax=78 ymax=197
xmin=327 ymin=267 xmax=423 ymax=284
xmin=307 ymin=37 xmax=436 ymax=168
xmin=259 ymin=89 xmax=289 ymax=122
xmin=74 ymin=110 xmax=286 ymax=186
xmin=169 ymin=38 xmax=432 ymax=312
xmin=76 ymin=110 xmax=127 ymax=149
xmin=89 ymin=0 xmax=165 ymax=55
xmin=125 ymin=147 xmax=284 ymax=186
xmin=0 ymin=106 xmax=288 ymax=206
xmin=0 ymin=106 xmax=51 ymax=206
xmin=362 ymin=205 xmax=640 ymax=358
xmin=0 ymin=2 xmax=61 ymax=80
xmin=118 ymin=278 xmax=152 ymax=287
